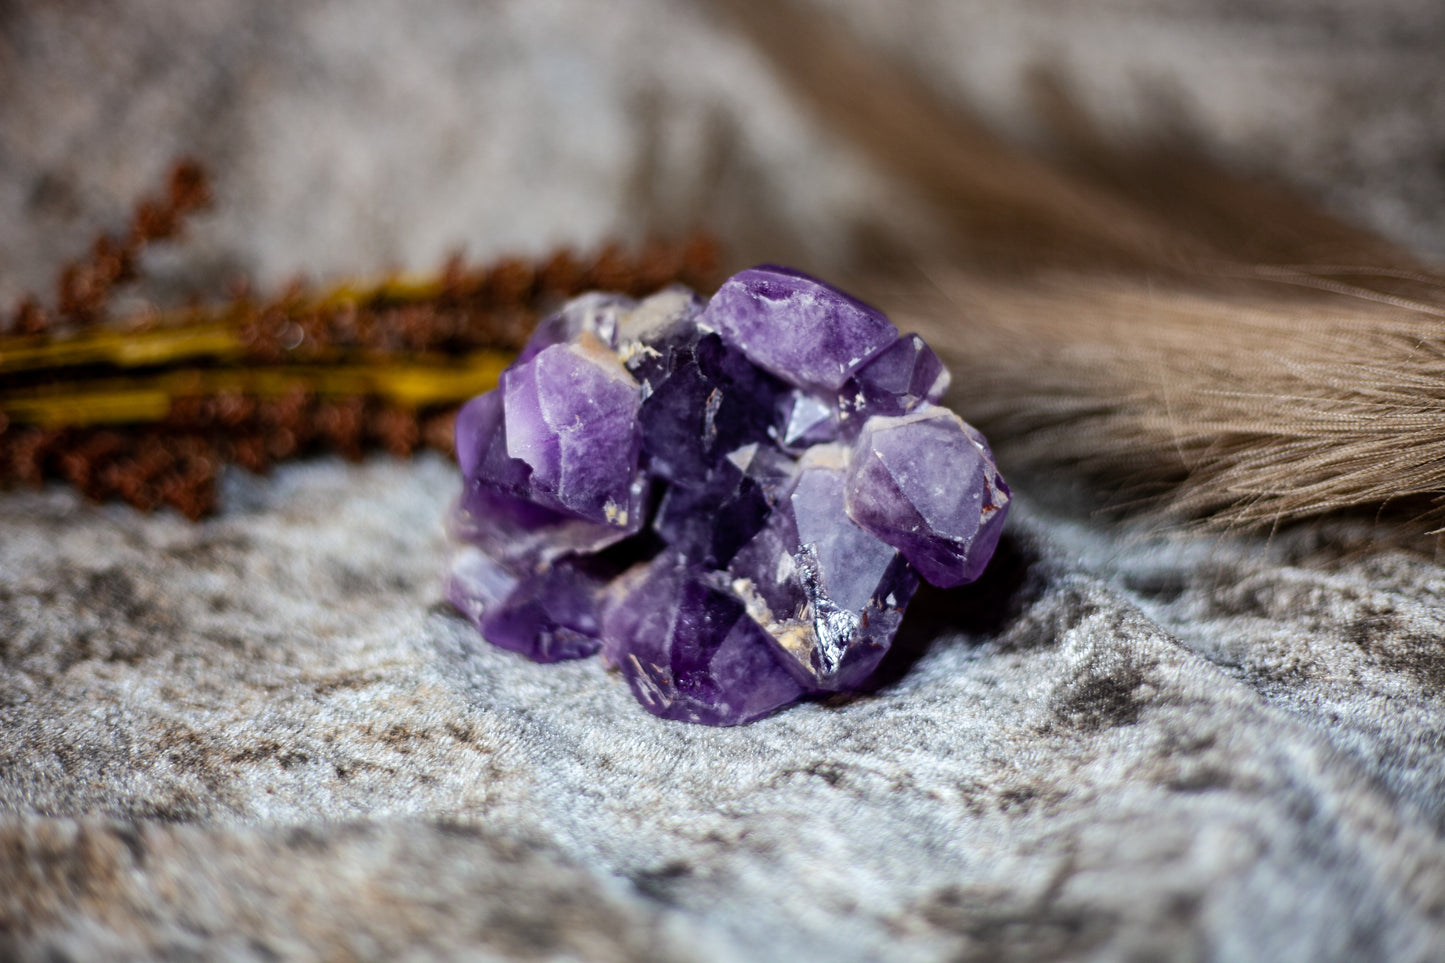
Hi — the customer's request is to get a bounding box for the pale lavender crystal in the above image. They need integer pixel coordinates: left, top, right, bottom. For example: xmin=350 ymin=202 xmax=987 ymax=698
xmin=845 ymin=407 xmax=1010 ymax=588
xmin=448 ymin=270 xmax=1009 ymax=725
xmin=502 ymin=339 xmax=644 ymax=527
xmin=698 ymin=265 xmax=899 ymax=391
xmin=451 ymin=483 xmax=635 ymax=572
xmin=728 ymin=445 xmax=919 ymax=690
xmin=452 ymin=392 xmax=639 ymax=571
xmin=447 ymin=547 xmax=512 ymax=631
xmin=516 ymin=292 xmax=635 ymax=364
xmin=601 ymin=554 xmax=811 ymax=725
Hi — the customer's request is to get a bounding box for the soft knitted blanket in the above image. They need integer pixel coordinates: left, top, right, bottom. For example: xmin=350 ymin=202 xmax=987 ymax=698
xmin=4 ymin=2 xmax=1445 ymax=959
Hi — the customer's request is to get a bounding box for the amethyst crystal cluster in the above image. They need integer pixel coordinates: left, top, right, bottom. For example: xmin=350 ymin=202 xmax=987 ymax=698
xmin=448 ymin=266 xmax=1009 ymax=725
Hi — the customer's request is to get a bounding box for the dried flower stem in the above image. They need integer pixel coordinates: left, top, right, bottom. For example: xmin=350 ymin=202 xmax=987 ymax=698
xmin=1 ymin=160 xmax=721 ymax=518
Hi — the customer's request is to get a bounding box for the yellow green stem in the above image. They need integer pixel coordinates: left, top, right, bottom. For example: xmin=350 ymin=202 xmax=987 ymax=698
xmin=1 ymin=350 xmax=512 ymax=427
xmin=0 ymin=271 xmax=474 ymax=376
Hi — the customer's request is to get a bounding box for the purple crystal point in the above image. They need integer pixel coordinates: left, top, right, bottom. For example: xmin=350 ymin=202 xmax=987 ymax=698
xmin=454 ymin=391 xmax=529 ymax=494
xmin=601 ymin=554 xmax=811 ymax=725
xmin=502 ymin=338 xmax=644 ymax=526
xmin=448 ymin=548 xmax=606 ymax=662
xmin=654 ymin=461 xmax=770 ymax=568
xmin=698 ymin=265 xmax=899 ymax=391
xmin=841 ymin=333 xmax=951 ymax=425
xmin=775 ymin=390 xmax=840 ymax=451
xmin=452 ymin=390 xmax=640 ymax=571
xmin=845 ymin=407 xmax=1011 ymax=588
xmin=637 ymin=331 xmax=782 ymax=485
xmin=448 ymin=271 xmax=1008 ymax=724
xmin=517 ymin=292 xmax=635 ymax=364
xmin=729 ymin=445 xmax=919 ymax=690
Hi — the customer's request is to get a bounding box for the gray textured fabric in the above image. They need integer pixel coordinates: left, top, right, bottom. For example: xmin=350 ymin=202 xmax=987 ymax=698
xmin=5 ymin=1 xmax=1445 ymax=959
xmin=3 ymin=458 xmax=1444 ymax=960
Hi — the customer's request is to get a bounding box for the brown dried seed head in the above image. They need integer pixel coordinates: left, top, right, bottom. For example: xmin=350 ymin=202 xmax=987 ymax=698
xmin=423 ymin=410 xmax=459 ymax=456
xmin=5 ymin=214 xmax=720 ymax=517
xmin=485 ymin=257 xmax=536 ymax=306
xmin=10 ymin=296 xmax=49 ymax=336
xmin=537 ymin=248 xmax=586 ymax=296
xmin=369 ymin=406 xmax=421 ymax=458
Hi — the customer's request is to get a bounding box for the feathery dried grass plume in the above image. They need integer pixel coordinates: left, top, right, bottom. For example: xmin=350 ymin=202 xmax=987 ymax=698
xmin=711 ymin=0 xmax=1445 ymax=533
xmin=898 ymin=270 xmax=1445 ymax=530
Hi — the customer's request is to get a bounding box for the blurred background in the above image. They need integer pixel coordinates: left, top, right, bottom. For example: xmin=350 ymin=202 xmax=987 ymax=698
xmin=4 ymin=0 xmax=1444 ymax=310
xmin=7 ymin=6 xmax=1445 ymax=958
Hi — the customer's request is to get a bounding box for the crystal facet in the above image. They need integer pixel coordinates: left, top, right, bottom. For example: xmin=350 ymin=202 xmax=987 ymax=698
xmin=448 ymin=547 xmax=608 ymax=662
xmin=452 ymin=385 xmax=639 ymax=573
xmin=602 ymin=554 xmax=810 ymax=726
xmin=448 ymin=266 xmax=1009 ymax=724
xmin=500 ymin=338 xmax=644 ymax=526
xmin=845 ymin=408 xmax=1011 ymax=588
xmin=728 ymin=444 xmax=920 ymax=690
xmin=516 ymin=292 xmax=633 ymax=364
xmin=698 ymin=265 xmax=899 ymax=391
xmin=841 ymin=333 xmax=951 ymax=424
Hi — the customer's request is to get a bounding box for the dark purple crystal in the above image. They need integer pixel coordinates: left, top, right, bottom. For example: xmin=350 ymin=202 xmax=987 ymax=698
xmin=653 ymin=460 xmax=771 ymax=569
xmin=448 ymin=548 xmax=608 ymax=662
xmin=841 ymin=333 xmax=950 ymax=424
xmin=601 ymin=554 xmax=811 ymax=726
xmin=615 ymin=287 xmax=707 ymax=389
xmin=449 ymin=267 xmax=1009 ymax=724
xmin=635 ymin=331 xmax=782 ymax=485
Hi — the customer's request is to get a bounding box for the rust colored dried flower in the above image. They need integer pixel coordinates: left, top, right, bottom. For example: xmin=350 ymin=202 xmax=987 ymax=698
xmin=0 ymin=158 xmax=721 ymax=519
